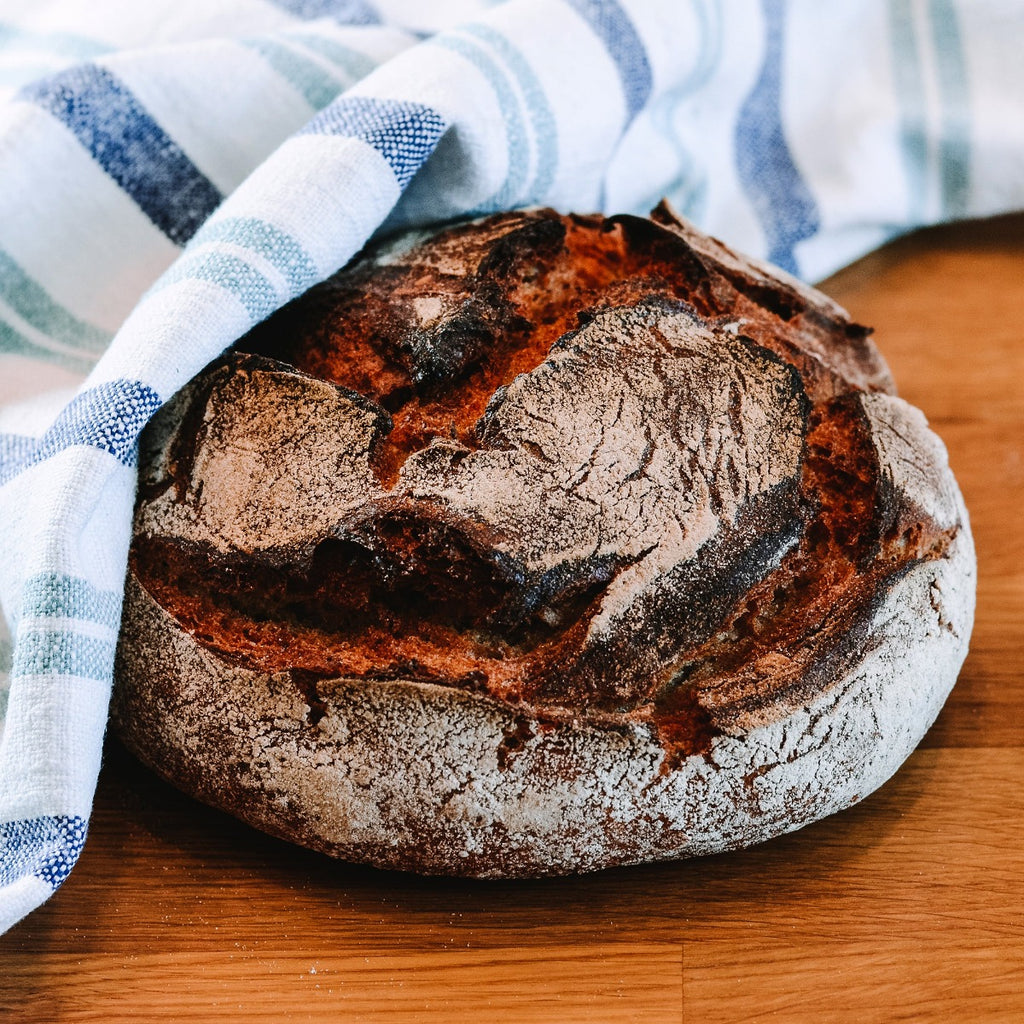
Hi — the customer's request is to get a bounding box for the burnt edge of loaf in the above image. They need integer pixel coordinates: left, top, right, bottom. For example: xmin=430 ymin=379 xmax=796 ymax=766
xmin=128 ymin=206 xmax=955 ymax=764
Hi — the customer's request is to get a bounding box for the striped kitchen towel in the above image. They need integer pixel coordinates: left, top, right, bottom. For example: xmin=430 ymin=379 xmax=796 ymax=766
xmin=0 ymin=0 xmax=1020 ymax=932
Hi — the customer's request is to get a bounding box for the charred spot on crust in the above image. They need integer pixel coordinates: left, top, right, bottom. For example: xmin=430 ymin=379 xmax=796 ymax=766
xmin=496 ymin=716 xmax=537 ymax=769
xmin=129 ymin=208 xmax=953 ymax=763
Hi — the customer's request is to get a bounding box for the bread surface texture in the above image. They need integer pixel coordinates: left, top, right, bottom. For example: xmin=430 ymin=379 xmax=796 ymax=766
xmin=114 ymin=205 xmax=975 ymax=876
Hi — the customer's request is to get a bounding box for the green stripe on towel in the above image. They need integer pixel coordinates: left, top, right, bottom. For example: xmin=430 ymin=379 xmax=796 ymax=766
xmin=0 ymin=317 xmax=96 ymax=373
xmin=0 ymin=248 xmax=110 ymax=353
xmin=888 ymin=0 xmax=930 ymax=225
xmin=12 ymin=630 xmax=117 ymax=682
xmin=21 ymin=572 xmax=122 ymax=630
xmin=242 ymin=37 xmax=346 ymax=110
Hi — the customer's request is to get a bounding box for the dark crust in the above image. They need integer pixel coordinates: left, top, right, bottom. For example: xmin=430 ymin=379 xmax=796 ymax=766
xmin=128 ymin=207 xmax=952 ymax=763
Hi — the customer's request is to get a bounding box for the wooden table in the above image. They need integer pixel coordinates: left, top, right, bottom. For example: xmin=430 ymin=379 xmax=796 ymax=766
xmin=2 ymin=216 xmax=1023 ymax=1023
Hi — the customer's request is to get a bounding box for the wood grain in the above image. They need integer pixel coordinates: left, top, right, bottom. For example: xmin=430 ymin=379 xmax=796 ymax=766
xmin=3 ymin=214 xmax=1024 ymax=1023
xmin=0 ymin=946 xmax=685 ymax=1024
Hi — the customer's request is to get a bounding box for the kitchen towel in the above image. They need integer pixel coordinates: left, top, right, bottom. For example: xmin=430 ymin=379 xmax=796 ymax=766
xmin=1 ymin=0 xmax=1020 ymax=932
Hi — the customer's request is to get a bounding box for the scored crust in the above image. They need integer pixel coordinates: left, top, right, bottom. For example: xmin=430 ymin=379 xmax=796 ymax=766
xmin=112 ymin=204 xmax=975 ymax=876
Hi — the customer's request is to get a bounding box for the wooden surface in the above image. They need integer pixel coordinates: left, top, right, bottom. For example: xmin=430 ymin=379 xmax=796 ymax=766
xmin=2 ymin=216 xmax=1023 ymax=1023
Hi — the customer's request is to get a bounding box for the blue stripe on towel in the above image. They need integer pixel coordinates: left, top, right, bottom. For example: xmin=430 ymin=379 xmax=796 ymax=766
xmin=268 ymin=0 xmax=380 ymax=25
xmin=565 ymin=0 xmax=652 ymax=123
xmin=19 ymin=64 xmax=222 ymax=245
xmin=301 ymin=95 xmax=446 ymax=188
xmin=0 ymin=815 xmax=87 ymax=890
xmin=0 ymin=379 xmax=162 ymax=485
xmin=0 ymin=433 xmax=37 ymax=474
xmin=734 ymin=0 xmax=819 ymax=275
xmin=37 ymin=379 xmax=162 ymax=468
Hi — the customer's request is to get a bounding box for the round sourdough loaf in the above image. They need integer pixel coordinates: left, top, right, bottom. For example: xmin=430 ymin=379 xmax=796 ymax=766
xmin=112 ymin=204 xmax=975 ymax=876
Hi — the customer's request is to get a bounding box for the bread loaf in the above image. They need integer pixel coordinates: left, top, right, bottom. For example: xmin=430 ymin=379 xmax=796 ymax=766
xmin=112 ymin=204 xmax=975 ymax=876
